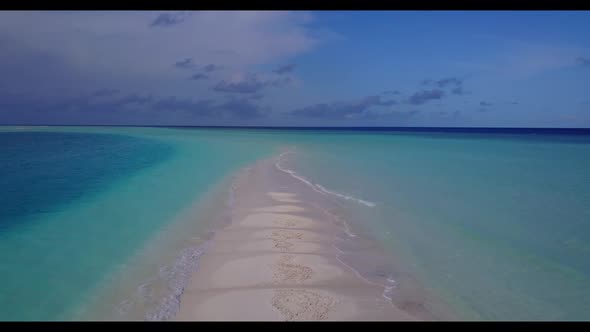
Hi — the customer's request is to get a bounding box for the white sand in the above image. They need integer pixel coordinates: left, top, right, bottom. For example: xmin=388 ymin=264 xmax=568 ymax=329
xmin=174 ymin=157 xmax=418 ymax=321
xmin=253 ymin=205 xmax=307 ymax=213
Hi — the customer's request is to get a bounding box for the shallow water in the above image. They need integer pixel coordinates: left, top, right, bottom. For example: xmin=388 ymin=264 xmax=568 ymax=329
xmin=281 ymin=131 xmax=590 ymax=320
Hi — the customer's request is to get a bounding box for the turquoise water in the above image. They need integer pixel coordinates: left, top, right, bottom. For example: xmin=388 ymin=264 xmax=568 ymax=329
xmin=1 ymin=126 xmax=590 ymax=321
xmin=282 ymin=131 xmax=590 ymax=320
xmin=0 ymin=126 xmax=277 ymax=321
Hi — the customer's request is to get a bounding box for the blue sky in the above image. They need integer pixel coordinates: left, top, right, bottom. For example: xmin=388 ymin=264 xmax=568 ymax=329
xmin=0 ymin=11 xmax=589 ymax=127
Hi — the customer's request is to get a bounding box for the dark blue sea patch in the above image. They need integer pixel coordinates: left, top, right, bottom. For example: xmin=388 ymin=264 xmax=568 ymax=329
xmin=0 ymin=131 xmax=175 ymax=230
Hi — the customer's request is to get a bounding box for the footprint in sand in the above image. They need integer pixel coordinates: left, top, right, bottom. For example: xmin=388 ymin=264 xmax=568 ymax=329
xmin=272 ymin=239 xmax=294 ymax=251
xmin=271 ymin=289 xmax=336 ymax=321
xmin=271 ymin=255 xmax=313 ymax=284
xmin=270 ymin=230 xmax=303 ymax=251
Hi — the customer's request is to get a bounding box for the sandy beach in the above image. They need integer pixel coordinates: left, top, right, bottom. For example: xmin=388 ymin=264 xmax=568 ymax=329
xmin=174 ymin=155 xmax=420 ymax=321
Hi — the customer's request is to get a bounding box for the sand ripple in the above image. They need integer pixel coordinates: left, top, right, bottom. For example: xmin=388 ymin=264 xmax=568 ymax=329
xmin=271 ymin=229 xmax=303 ymax=241
xmin=272 ymin=239 xmax=294 ymax=251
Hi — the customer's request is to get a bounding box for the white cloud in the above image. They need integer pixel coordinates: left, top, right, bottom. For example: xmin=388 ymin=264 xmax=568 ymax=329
xmin=0 ymin=11 xmax=320 ymax=95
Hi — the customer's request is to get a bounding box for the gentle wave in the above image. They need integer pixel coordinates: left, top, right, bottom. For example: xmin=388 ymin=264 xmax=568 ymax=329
xmin=312 ymin=188 xmax=396 ymax=304
xmin=275 ymin=151 xmax=376 ymax=208
xmin=333 ymin=246 xmax=397 ymax=303
xmin=119 ymin=172 xmax=243 ymax=321
xmin=114 ymin=240 xmax=211 ymax=321
xmin=332 ymin=238 xmax=398 ymax=303
xmin=146 ymin=243 xmax=210 ymax=321
xmin=315 ymin=184 xmax=376 ymax=208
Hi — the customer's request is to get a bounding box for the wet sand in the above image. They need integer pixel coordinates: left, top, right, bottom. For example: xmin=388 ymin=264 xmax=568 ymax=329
xmin=174 ymin=156 xmax=419 ymax=321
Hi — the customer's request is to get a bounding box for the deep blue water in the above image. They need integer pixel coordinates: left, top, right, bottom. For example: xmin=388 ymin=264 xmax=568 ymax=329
xmin=154 ymin=126 xmax=590 ymax=135
xmin=0 ymin=132 xmax=175 ymax=230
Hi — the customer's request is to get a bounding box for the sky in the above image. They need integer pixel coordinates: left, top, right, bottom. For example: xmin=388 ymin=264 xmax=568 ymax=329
xmin=0 ymin=10 xmax=589 ymax=127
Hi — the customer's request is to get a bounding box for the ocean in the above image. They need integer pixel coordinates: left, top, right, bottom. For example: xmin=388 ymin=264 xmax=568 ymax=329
xmin=279 ymin=129 xmax=590 ymax=320
xmin=0 ymin=126 xmax=277 ymax=321
xmin=1 ymin=126 xmax=589 ymax=320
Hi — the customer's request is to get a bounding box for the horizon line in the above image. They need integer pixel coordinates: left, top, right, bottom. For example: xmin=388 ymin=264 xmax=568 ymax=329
xmin=1 ymin=124 xmax=590 ymax=132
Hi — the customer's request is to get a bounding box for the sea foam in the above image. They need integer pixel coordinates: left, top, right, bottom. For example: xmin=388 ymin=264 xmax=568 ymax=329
xmin=275 ymin=151 xmax=376 ymax=208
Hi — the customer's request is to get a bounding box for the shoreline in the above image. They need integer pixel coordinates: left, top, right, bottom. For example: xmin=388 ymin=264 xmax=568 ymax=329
xmin=174 ymin=153 xmax=422 ymax=321
xmin=70 ymin=162 xmax=251 ymax=321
